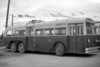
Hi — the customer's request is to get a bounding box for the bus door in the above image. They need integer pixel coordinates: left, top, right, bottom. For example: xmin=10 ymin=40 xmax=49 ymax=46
xmin=26 ymin=27 xmax=35 ymax=51
xmin=76 ymin=24 xmax=84 ymax=53
xmin=68 ymin=24 xmax=84 ymax=53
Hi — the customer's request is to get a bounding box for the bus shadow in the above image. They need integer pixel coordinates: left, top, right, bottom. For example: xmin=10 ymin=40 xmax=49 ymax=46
xmin=64 ymin=53 xmax=95 ymax=57
xmin=26 ymin=51 xmax=54 ymax=56
xmin=25 ymin=51 xmax=95 ymax=57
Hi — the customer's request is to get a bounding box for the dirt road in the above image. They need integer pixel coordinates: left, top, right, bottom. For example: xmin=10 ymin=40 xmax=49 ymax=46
xmin=0 ymin=47 xmax=100 ymax=67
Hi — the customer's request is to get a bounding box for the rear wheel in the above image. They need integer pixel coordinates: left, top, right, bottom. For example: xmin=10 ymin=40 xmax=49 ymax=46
xmin=55 ymin=43 xmax=65 ymax=56
xmin=18 ymin=43 xmax=25 ymax=53
xmin=10 ymin=43 xmax=17 ymax=52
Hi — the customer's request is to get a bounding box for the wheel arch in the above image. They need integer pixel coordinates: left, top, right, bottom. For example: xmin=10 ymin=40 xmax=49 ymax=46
xmin=52 ymin=41 xmax=67 ymax=53
xmin=9 ymin=41 xmax=14 ymax=49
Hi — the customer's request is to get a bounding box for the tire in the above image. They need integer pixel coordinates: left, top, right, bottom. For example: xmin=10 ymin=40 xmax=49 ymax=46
xmin=55 ymin=43 xmax=65 ymax=56
xmin=10 ymin=43 xmax=17 ymax=52
xmin=18 ymin=43 xmax=26 ymax=53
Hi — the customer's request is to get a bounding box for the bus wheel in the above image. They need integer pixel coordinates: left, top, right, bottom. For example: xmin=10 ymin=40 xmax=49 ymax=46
xmin=18 ymin=43 xmax=25 ymax=53
xmin=10 ymin=43 xmax=17 ymax=52
xmin=55 ymin=43 xmax=65 ymax=56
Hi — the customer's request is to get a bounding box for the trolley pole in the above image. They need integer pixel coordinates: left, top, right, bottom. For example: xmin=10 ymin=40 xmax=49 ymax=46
xmin=5 ymin=0 xmax=10 ymax=28
xmin=12 ymin=14 xmax=14 ymax=26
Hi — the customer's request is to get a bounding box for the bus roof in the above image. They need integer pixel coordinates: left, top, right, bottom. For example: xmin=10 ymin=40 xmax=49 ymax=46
xmin=35 ymin=17 xmax=94 ymax=25
xmin=5 ymin=25 xmax=26 ymax=31
xmin=5 ymin=18 xmax=94 ymax=30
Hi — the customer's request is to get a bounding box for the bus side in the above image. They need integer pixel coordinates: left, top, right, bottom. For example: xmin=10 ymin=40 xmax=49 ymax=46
xmin=27 ymin=36 xmax=68 ymax=52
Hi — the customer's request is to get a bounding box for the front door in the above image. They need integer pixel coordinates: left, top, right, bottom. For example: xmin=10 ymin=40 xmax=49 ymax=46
xmin=76 ymin=24 xmax=84 ymax=53
xmin=68 ymin=23 xmax=84 ymax=53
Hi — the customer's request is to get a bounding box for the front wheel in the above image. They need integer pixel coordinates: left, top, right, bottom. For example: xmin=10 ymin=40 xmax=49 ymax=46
xmin=55 ymin=43 xmax=65 ymax=56
xmin=18 ymin=43 xmax=26 ymax=53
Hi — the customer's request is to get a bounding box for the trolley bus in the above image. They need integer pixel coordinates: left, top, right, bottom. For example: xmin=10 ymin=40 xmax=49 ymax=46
xmin=3 ymin=18 xmax=100 ymax=56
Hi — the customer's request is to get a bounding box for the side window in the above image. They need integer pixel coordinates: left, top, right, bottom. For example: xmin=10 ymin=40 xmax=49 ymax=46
xmin=93 ymin=26 xmax=97 ymax=34
xmin=55 ymin=27 xmax=66 ymax=35
xmin=98 ymin=26 xmax=100 ymax=34
xmin=95 ymin=26 xmax=100 ymax=34
xmin=27 ymin=27 xmax=33 ymax=36
xmin=13 ymin=30 xmax=19 ymax=36
xmin=6 ymin=30 xmax=12 ymax=36
xmin=36 ymin=29 xmax=43 ymax=36
xmin=19 ymin=30 xmax=25 ymax=36
xmin=44 ymin=28 xmax=54 ymax=35
xmin=86 ymin=22 xmax=93 ymax=34
xmin=69 ymin=25 xmax=76 ymax=35
xmin=77 ymin=24 xmax=83 ymax=35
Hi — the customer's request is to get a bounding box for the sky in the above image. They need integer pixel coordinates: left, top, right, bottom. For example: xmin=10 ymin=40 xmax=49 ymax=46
xmin=0 ymin=0 xmax=100 ymax=34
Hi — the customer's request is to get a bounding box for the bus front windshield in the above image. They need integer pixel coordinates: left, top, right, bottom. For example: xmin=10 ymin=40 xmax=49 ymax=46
xmin=86 ymin=22 xmax=94 ymax=35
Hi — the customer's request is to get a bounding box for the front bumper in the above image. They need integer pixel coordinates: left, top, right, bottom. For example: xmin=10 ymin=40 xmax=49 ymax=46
xmin=85 ymin=46 xmax=100 ymax=54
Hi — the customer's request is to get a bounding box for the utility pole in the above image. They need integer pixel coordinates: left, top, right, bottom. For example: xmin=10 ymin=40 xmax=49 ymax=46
xmin=5 ymin=0 xmax=10 ymax=28
xmin=12 ymin=14 xmax=14 ymax=26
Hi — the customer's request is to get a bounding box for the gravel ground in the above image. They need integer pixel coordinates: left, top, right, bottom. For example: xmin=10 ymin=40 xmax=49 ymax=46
xmin=0 ymin=47 xmax=100 ymax=67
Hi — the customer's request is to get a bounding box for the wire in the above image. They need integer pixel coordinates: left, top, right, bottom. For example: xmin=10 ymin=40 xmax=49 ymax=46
xmin=10 ymin=0 xmax=28 ymax=16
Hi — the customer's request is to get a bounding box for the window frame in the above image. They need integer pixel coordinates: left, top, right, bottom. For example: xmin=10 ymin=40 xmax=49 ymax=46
xmin=44 ymin=28 xmax=55 ymax=36
xmin=6 ymin=30 xmax=13 ymax=36
xmin=55 ymin=27 xmax=66 ymax=35
xmin=36 ymin=29 xmax=44 ymax=36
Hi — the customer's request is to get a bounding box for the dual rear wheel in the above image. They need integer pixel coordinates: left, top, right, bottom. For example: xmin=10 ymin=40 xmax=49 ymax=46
xmin=10 ymin=43 xmax=17 ymax=52
xmin=10 ymin=42 xmax=25 ymax=53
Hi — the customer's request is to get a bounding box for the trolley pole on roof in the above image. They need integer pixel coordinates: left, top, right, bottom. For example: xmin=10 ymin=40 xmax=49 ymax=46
xmin=12 ymin=14 xmax=14 ymax=26
xmin=5 ymin=0 xmax=10 ymax=28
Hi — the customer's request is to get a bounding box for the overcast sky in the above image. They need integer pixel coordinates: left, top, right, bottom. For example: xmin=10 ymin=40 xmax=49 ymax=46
xmin=0 ymin=0 xmax=100 ymax=34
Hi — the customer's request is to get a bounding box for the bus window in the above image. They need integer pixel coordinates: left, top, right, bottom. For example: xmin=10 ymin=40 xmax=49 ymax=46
xmin=55 ymin=27 xmax=66 ymax=35
xmin=6 ymin=30 xmax=12 ymax=36
xmin=36 ymin=29 xmax=43 ymax=36
xmin=27 ymin=27 xmax=33 ymax=36
xmin=98 ymin=26 xmax=100 ymax=34
xmin=86 ymin=22 xmax=94 ymax=34
xmin=95 ymin=26 xmax=100 ymax=34
xmin=81 ymin=25 xmax=83 ymax=35
xmin=13 ymin=30 xmax=19 ymax=36
xmin=77 ymin=24 xmax=83 ymax=35
xmin=94 ymin=26 xmax=97 ymax=34
xmin=73 ymin=26 xmax=76 ymax=35
xmin=44 ymin=28 xmax=54 ymax=35
xmin=19 ymin=30 xmax=25 ymax=36
xmin=69 ymin=25 xmax=76 ymax=35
